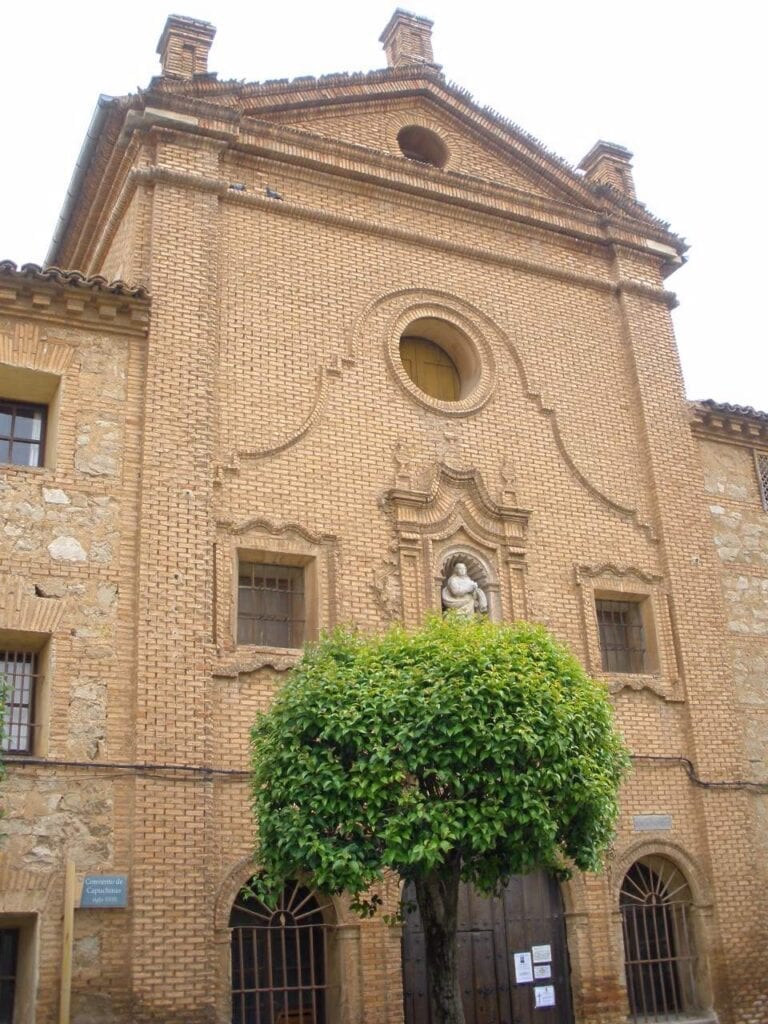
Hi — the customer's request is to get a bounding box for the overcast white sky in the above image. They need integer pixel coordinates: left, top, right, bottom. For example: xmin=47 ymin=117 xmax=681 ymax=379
xmin=1 ymin=0 xmax=765 ymax=409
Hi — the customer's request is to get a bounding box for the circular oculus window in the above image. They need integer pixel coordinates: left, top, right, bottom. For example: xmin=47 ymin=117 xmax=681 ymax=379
xmin=400 ymin=336 xmax=460 ymax=401
xmin=397 ymin=125 xmax=448 ymax=168
xmin=392 ymin=315 xmax=493 ymax=415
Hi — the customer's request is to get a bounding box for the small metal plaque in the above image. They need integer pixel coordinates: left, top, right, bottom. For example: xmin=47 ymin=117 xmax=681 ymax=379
xmin=81 ymin=874 xmax=128 ymax=908
xmin=633 ymin=814 xmax=672 ymax=832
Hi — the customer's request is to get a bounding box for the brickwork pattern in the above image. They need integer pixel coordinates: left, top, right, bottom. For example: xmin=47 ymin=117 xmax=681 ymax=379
xmin=1 ymin=18 xmax=766 ymax=1024
xmin=0 ymin=301 xmax=147 ymax=1022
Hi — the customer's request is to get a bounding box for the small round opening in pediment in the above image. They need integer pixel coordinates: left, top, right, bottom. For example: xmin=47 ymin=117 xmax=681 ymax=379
xmin=397 ymin=125 xmax=448 ymax=168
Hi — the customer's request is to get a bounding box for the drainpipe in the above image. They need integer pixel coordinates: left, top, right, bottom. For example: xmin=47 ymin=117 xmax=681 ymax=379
xmin=45 ymin=94 xmax=114 ymax=268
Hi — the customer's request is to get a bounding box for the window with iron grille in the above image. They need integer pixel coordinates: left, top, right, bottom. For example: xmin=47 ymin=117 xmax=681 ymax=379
xmin=238 ymin=562 xmax=306 ymax=648
xmin=756 ymin=451 xmax=768 ymax=512
xmin=0 ymin=399 xmax=46 ymax=468
xmin=0 ymin=650 xmax=39 ymax=754
xmin=229 ymin=880 xmax=329 ymax=1024
xmin=595 ymin=598 xmax=646 ymax=673
xmin=0 ymin=928 xmax=19 ymax=1024
xmin=620 ymin=858 xmax=699 ymax=1022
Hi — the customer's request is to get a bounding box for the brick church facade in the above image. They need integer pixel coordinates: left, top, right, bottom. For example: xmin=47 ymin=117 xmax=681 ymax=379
xmin=1 ymin=12 xmax=766 ymax=1024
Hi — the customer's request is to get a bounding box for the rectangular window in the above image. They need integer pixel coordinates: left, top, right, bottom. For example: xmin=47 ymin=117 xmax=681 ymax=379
xmin=595 ymin=599 xmax=646 ymax=674
xmin=1 ymin=650 xmax=39 ymax=754
xmin=0 ymin=928 xmax=19 ymax=1023
xmin=237 ymin=563 xmax=305 ymax=648
xmin=756 ymin=451 xmax=768 ymax=512
xmin=0 ymin=400 xmax=46 ymax=467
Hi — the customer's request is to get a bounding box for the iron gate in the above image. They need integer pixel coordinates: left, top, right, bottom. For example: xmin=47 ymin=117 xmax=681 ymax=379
xmin=230 ymin=881 xmax=329 ymax=1024
xmin=620 ymin=859 xmax=698 ymax=1022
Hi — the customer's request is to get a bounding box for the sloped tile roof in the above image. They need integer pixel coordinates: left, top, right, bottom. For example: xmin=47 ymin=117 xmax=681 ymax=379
xmin=693 ymin=398 xmax=768 ymax=423
xmin=0 ymin=260 xmax=149 ymax=299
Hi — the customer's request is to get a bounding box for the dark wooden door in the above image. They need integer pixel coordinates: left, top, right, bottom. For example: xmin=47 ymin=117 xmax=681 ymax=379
xmin=402 ymin=873 xmax=573 ymax=1024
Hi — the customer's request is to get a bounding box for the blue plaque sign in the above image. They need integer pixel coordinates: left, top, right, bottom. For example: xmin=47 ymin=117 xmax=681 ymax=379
xmin=632 ymin=814 xmax=673 ymax=832
xmin=80 ymin=874 xmax=129 ymax=908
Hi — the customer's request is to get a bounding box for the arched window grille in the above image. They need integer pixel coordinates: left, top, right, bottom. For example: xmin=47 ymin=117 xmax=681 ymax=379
xmin=620 ymin=857 xmax=698 ymax=1022
xmin=230 ymin=880 xmax=329 ymax=1024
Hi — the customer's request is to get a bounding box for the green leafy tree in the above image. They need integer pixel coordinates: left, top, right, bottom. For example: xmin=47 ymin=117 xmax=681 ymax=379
xmin=250 ymin=616 xmax=629 ymax=1024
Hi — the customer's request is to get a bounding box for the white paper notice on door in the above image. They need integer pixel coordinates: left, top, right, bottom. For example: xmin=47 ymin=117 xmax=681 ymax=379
xmin=534 ymin=964 xmax=552 ymax=979
xmin=534 ymin=985 xmax=556 ymax=1008
xmin=513 ymin=951 xmax=534 ymax=983
xmin=531 ymin=944 xmax=552 ymax=963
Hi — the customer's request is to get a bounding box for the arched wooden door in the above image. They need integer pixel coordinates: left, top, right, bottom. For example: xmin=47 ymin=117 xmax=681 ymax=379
xmin=402 ymin=872 xmax=573 ymax=1024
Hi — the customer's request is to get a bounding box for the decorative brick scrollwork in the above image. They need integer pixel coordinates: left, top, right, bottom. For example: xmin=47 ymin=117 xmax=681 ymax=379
xmin=384 ymin=463 xmax=529 ymax=625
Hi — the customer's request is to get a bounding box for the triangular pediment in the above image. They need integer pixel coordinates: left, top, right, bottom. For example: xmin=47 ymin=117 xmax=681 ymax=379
xmin=51 ymin=63 xmax=683 ymax=269
xmin=250 ymin=94 xmax=583 ymax=206
xmin=145 ymin=67 xmax=675 ymax=235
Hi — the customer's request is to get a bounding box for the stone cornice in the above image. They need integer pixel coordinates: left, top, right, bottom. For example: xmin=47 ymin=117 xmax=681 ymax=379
xmin=139 ymin=89 xmax=674 ymax=257
xmin=227 ymin=114 xmax=675 ymax=250
xmin=123 ymin=163 xmax=675 ymax=308
xmin=53 ymin=65 xmax=685 ymax=267
xmin=119 ymin=112 xmax=682 ymax=278
xmin=117 ymin=106 xmax=669 ymax=254
xmin=147 ymin=65 xmax=678 ymax=241
xmin=690 ymin=400 xmax=768 ymax=448
xmin=0 ymin=261 xmax=150 ymax=335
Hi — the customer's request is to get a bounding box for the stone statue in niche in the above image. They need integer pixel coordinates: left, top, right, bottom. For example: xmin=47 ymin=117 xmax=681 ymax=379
xmin=441 ymin=562 xmax=488 ymax=617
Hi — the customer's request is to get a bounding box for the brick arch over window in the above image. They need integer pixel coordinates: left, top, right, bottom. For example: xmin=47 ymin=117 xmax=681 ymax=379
xmin=616 ymin=850 xmax=714 ymax=1023
xmin=213 ymin=861 xmax=364 ymax=1024
xmin=230 ymin=879 xmax=332 ymax=1024
xmin=610 ymin=840 xmax=714 ymax=909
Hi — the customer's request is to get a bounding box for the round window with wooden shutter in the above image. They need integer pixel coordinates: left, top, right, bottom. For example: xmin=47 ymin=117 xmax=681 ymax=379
xmin=399 ymin=336 xmax=460 ymax=401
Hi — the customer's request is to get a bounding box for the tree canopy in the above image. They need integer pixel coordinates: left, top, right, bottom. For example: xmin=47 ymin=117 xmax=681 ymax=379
xmin=250 ymin=615 xmax=629 ymax=903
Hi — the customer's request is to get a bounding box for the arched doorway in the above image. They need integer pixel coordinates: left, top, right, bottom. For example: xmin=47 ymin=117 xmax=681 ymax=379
xmin=620 ymin=857 xmax=698 ymax=1021
xmin=402 ymin=872 xmax=574 ymax=1024
xmin=230 ymin=880 xmax=330 ymax=1024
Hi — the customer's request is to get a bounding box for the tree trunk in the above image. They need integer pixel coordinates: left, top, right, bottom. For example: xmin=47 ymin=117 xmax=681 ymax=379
xmin=413 ymin=856 xmax=465 ymax=1024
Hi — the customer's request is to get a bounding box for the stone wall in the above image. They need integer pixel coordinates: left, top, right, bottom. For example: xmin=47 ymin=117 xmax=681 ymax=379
xmin=0 ymin=272 xmax=148 ymax=1023
xmin=699 ymin=438 xmax=768 ymax=783
xmin=694 ymin=431 xmax=768 ymax=1024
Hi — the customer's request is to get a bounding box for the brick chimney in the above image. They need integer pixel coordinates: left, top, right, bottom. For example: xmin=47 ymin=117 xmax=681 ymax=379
xmin=379 ymin=9 xmax=437 ymax=68
xmin=578 ymin=141 xmax=636 ymax=199
xmin=156 ymin=15 xmax=216 ymax=78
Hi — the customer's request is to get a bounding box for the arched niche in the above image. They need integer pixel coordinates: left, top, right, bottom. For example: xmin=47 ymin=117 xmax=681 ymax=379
xmin=384 ymin=465 xmax=528 ymax=626
xmin=438 ymin=547 xmax=496 ymax=619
